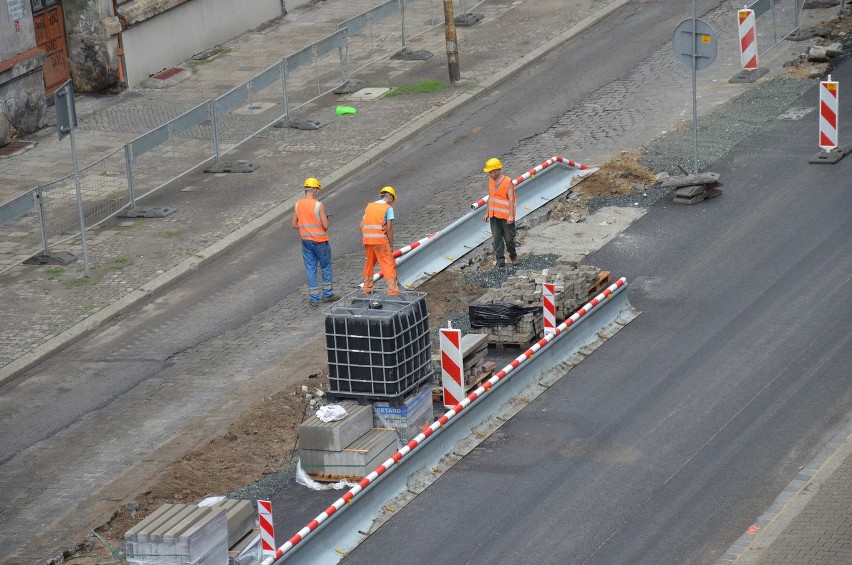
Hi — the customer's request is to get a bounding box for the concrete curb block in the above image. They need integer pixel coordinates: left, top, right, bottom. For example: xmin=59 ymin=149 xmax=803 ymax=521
xmin=0 ymin=0 xmax=631 ymax=387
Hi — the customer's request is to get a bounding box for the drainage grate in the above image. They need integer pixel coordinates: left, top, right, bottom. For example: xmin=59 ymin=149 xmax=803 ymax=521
xmin=151 ymin=67 xmax=185 ymax=80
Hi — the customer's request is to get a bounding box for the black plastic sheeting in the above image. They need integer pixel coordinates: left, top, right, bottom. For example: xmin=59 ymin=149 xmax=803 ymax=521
xmin=469 ymin=302 xmax=539 ymax=328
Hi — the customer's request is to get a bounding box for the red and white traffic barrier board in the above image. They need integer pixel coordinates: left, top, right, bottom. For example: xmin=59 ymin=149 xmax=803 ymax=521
xmin=258 ymin=500 xmax=275 ymax=559
xmin=819 ymin=76 xmax=839 ymax=150
xmin=738 ymin=8 xmax=758 ymax=71
xmin=440 ymin=324 xmax=464 ymax=408
xmin=543 ymin=283 xmax=556 ymax=336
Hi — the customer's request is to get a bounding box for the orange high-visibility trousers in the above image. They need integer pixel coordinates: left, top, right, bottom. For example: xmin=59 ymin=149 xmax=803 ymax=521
xmin=362 ymin=244 xmax=399 ymax=295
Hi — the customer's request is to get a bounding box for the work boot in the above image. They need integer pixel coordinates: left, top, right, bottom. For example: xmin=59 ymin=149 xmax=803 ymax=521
xmin=322 ymin=293 xmax=340 ymax=303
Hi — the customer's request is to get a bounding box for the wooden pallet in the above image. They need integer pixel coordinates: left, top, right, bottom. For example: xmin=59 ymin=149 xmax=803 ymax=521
xmin=587 ymin=270 xmax=611 ymax=297
xmin=432 ymin=369 xmax=494 ymax=402
xmin=308 ymin=472 xmax=364 ymax=484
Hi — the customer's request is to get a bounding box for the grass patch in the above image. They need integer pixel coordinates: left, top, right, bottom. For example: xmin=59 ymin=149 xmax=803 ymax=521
xmin=105 ymin=257 xmax=132 ymax=270
xmin=386 ymin=79 xmax=448 ymax=97
xmin=164 ymin=231 xmax=181 ymax=239
xmin=44 ymin=267 xmax=64 ymax=280
xmin=64 ymin=274 xmax=103 ymax=288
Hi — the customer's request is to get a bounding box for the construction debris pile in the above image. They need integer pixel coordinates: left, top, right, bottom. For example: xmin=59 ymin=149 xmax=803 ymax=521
xmin=471 ymin=262 xmax=607 ymax=346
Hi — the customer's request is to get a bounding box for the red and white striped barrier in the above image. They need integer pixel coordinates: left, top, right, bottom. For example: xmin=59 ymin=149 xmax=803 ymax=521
xmin=361 ymin=234 xmax=436 ymax=285
xmin=266 ymin=277 xmax=627 ymax=562
xmin=543 ymin=282 xmax=556 ymax=336
xmin=440 ymin=323 xmax=464 ymax=408
xmin=258 ymin=499 xmax=275 ymax=559
xmin=470 ymin=156 xmax=593 ymax=210
xmin=737 ymin=8 xmax=758 ymax=71
xmin=819 ymin=76 xmax=839 ymax=150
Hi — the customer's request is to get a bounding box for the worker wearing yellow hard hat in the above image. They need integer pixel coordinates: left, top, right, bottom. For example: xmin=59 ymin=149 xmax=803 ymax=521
xmin=361 ymin=186 xmax=399 ymax=295
xmin=482 ymin=158 xmax=517 ymax=268
xmin=291 ymin=177 xmax=338 ymax=306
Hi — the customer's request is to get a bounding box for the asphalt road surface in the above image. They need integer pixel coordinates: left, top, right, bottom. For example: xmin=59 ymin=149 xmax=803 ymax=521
xmin=340 ymin=54 xmax=852 ymax=565
xmin=5 ymin=0 xmax=845 ymax=561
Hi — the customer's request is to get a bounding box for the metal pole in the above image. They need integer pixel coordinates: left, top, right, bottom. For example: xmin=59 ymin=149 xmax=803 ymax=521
xmin=282 ymin=61 xmax=290 ymax=120
xmin=211 ymin=100 xmax=221 ymax=164
xmin=400 ymin=0 xmax=407 ymax=49
xmin=691 ymin=0 xmax=700 ymax=174
xmin=124 ymin=143 xmax=137 ymax=209
xmin=69 ymin=129 xmax=90 ymax=277
xmin=444 ymin=0 xmax=461 ymax=82
xmin=35 ymin=187 xmax=50 ymax=257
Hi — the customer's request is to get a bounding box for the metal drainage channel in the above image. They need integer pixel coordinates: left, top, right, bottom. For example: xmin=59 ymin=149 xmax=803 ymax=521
xmin=395 ymin=156 xmax=596 ymax=289
xmin=274 ymin=280 xmax=633 ymax=564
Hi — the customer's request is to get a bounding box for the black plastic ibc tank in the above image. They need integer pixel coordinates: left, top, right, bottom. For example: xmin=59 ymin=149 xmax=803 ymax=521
xmin=325 ymin=291 xmax=432 ymax=402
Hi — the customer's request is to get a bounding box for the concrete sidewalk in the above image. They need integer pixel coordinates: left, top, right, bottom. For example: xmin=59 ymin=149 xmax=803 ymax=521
xmin=0 ymin=0 xmax=849 ymax=562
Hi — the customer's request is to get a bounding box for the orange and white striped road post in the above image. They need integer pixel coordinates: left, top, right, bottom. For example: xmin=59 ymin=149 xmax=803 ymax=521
xmin=737 ymin=8 xmax=757 ymax=71
xmin=258 ymin=500 xmax=276 ymax=559
xmin=819 ymin=75 xmax=839 ymax=151
xmin=543 ymin=283 xmax=556 ymax=336
xmin=440 ymin=323 xmax=464 ymax=408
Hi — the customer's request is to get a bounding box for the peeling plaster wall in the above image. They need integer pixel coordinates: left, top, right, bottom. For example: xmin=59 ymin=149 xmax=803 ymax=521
xmin=63 ymin=0 xmax=122 ymax=92
xmin=119 ymin=0 xmax=282 ymax=87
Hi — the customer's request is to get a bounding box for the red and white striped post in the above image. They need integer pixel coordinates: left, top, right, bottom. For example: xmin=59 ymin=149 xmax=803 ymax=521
xmin=258 ymin=500 xmax=275 ymax=559
xmin=440 ymin=322 xmax=464 ymax=408
xmin=819 ymin=75 xmax=839 ymax=151
xmin=542 ymin=283 xmax=556 ymax=336
xmin=737 ymin=8 xmax=758 ymax=71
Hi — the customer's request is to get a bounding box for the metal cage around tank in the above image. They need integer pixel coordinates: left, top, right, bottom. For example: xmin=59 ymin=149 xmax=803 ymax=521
xmin=324 ymin=291 xmax=433 ymax=403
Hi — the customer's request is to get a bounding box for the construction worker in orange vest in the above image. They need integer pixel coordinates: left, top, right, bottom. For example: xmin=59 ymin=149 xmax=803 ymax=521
xmin=291 ymin=177 xmax=337 ymax=306
xmin=482 ymin=158 xmax=517 ymax=267
xmin=361 ymin=186 xmax=400 ymax=295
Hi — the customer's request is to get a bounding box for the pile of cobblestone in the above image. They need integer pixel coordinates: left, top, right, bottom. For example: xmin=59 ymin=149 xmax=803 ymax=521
xmin=471 ymin=261 xmax=602 ymax=346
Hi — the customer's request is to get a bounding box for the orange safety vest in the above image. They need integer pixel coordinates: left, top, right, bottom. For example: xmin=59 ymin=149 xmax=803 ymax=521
xmin=361 ymin=201 xmax=390 ymax=245
xmin=295 ymin=197 xmax=328 ymax=242
xmin=487 ymin=176 xmax=516 ymax=221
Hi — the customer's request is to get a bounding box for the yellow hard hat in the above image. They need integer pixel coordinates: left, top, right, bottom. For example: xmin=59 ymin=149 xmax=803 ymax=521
xmin=379 ymin=186 xmax=396 ymax=203
xmin=303 ymin=177 xmax=321 ymax=190
xmin=483 ymin=158 xmax=502 ymax=172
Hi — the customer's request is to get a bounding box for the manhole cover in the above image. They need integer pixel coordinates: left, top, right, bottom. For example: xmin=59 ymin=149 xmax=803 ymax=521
xmin=0 ymin=141 xmax=36 ymax=157
xmin=233 ymin=102 xmax=277 ymax=115
xmin=344 ymin=87 xmax=390 ymax=101
xmin=152 ymin=67 xmax=185 ymax=80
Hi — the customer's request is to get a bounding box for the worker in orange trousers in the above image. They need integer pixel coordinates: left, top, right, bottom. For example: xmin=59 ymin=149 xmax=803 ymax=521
xmin=361 ymin=186 xmax=400 ymax=295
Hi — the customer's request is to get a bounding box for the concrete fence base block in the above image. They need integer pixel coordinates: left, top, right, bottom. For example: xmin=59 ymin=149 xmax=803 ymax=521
xmin=118 ymin=206 xmax=177 ymax=219
xmin=204 ymin=161 xmax=259 ymax=173
xmin=23 ymin=251 xmax=77 ymax=266
xmin=729 ymin=67 xmax=769 ymax=84
xmin=808 ymin=146 xmax=852 ymax=164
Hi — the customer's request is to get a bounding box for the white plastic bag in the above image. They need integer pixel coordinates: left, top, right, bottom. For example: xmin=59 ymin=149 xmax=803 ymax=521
xmin=316 ymin=404 xmax=347 ymax=422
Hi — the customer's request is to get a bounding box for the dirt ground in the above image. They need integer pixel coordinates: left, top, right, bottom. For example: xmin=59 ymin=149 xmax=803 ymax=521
xmin=61 ymin=10 xmax=852 ymax=554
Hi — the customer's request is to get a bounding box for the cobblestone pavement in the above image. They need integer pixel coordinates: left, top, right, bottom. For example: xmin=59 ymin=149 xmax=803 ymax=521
xmin=0 ymin=0 xmax=850 ymax=562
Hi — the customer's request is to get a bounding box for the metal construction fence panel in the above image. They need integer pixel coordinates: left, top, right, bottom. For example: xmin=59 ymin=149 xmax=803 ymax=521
xmin=128 ymin=100 xmax=216 ymax=202
xmin=0 ymin=189 xmax=42 ymax=271
xmin=749 ymin=0 xmax=802 ymax=56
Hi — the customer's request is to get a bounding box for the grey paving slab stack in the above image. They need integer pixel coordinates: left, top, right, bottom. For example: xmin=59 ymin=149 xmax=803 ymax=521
xmin=373 ymin=386 xmax=434 ymax=442
xmin=298 ymin=401 xmax=373 ymax=451
xmin=124 ymin=503 xmax=228 ymax=564
xmin=471 ymin=264 xmax=599 ymax=345
xmin=300 ymin=428 xmax=399 ymax=478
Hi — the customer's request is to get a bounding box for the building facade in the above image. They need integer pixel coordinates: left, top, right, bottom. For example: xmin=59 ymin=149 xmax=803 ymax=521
xmin=1 ymin=0 xmax=285 ymax=146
